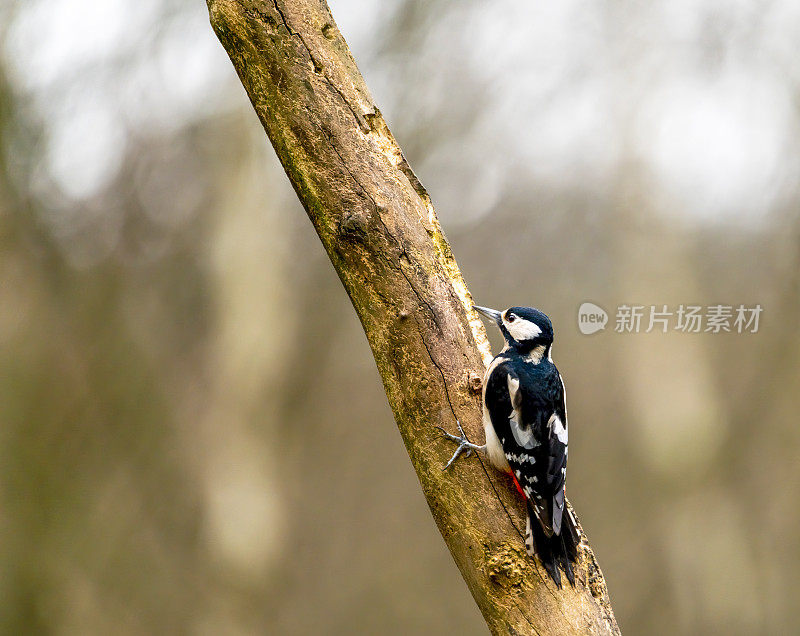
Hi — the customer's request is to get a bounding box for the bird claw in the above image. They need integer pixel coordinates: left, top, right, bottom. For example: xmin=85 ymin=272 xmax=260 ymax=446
xmin=437 ymin=421 xmax=482 ymax=470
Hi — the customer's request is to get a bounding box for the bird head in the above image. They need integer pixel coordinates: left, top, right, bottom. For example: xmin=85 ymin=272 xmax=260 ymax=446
xmin=473 ymin=305 xmax=554 ymax=353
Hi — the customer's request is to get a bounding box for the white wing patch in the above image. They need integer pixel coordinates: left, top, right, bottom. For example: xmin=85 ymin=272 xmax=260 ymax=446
xmin=507 ymin=452 xmax=537 ymax=466
xmin=510 ymin=416 xmax=537 ymax=448
xmin=549 ymin=413 xmax=568 ymax=444
xmin=507 ymin=374 xmax=521 ymax=409
xmin=507 ymin=373 xmax=539 ymax=448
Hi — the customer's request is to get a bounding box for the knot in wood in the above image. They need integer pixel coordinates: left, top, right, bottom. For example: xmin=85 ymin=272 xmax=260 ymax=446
xmin=468 ymin=372 xmax=483 ymax=393
xmin=487 ymin=545 xmax=525 ymax=589
xmin=339 ymin=211 xmax=368 ymax=241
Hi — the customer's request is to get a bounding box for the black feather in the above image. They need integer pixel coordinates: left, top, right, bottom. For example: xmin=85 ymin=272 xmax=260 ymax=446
xmin=526 ymin=499 xmax=579 ymax=588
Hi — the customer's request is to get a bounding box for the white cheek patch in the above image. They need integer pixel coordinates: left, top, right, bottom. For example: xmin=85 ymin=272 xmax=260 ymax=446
xmin=505 ymin=318 xmax=542 ymax=342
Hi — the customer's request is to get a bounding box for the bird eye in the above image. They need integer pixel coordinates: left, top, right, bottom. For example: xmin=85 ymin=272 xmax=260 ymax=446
xmin=507 ymin=314 xmax=516 ymax=323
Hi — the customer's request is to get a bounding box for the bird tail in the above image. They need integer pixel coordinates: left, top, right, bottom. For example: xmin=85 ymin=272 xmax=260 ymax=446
xmin=525 ymin=500 xmax=579 ymax=588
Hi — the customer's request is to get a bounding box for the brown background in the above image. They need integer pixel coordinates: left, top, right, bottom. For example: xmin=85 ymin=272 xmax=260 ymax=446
xmin=2 ymin=0 xmax=799 ymax=633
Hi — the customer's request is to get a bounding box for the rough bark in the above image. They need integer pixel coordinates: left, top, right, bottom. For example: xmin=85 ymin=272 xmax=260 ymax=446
xmin=207 ymin=1 xmax=620 ymax=633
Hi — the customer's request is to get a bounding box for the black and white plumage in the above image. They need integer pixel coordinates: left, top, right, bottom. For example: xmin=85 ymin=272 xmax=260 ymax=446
xmin=441 ymin=305 xmax=579 ymax=588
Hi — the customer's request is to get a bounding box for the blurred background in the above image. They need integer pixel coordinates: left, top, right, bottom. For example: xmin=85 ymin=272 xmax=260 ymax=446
xmin=1 ymin=0 xmax=799 ymax=633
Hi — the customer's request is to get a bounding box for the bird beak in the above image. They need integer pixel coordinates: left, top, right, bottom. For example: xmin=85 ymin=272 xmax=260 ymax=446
xmin=473 ymin=305 xmax=503 ymax=328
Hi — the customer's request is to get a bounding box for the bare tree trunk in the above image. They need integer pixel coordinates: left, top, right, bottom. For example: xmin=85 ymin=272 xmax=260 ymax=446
xmin=207 ymin=1 xmax=619 ymax=633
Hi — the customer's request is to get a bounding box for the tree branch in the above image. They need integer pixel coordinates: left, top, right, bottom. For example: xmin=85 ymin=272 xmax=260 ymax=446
xmin=207 ymin=1 xmax=620 ymax=633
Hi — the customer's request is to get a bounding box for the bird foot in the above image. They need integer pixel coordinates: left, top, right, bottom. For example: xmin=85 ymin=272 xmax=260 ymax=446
xmin=436 ymin=421 xmax=484 ymax=470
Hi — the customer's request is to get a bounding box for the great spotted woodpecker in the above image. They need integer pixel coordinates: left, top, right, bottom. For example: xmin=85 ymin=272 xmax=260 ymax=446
xmin=440 ymin=305 xmax=579 ymax=588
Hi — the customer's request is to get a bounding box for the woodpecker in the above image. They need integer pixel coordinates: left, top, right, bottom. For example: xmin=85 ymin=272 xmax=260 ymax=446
xmin=440 ymin=305 xmax=579 ymax=588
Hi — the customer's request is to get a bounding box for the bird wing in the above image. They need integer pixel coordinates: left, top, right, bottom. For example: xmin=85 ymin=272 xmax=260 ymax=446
xmin=486 ymin=362 xmax=568 ymax=537
xmin=485 ymin=364 xmax=547 ymax=515
xmin=543 ymin=370 xmax=568 ymax=535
